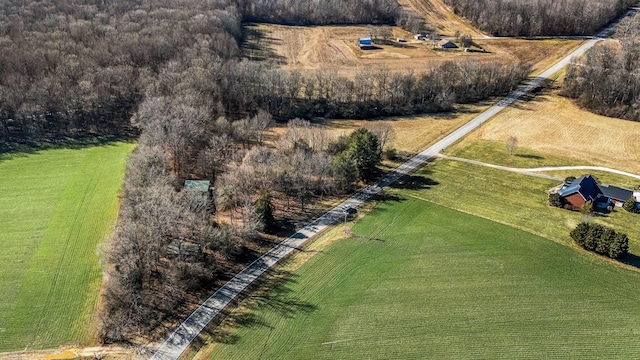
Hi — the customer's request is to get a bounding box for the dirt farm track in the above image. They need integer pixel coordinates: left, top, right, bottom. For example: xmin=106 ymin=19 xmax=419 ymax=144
xmin=472 ymin=92 xmax=640 ymax=174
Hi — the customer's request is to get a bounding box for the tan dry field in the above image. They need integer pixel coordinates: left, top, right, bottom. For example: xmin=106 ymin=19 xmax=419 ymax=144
xmin=478 ymin=38 xmax=585 ymax=75
xmin=246 ymin=23 xmax=583 ymax=76
xmin=398 ymin=0 xmax=485 ymax=37
xmin=468 ymin=91 xmax=640 ymax=174
xmin=270 ymin=103 xmax=489 ymax=155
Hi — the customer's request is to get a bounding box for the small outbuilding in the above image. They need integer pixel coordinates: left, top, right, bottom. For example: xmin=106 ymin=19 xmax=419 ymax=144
xmin=184 ymin=179 xmax=213 ymax=199
xmin=438 ymin=39 xmax=458 ymax=48
xmin=358 ymin=37 xmax=373 ymax=49
xmin=414 ymin=34 xmax=426 ymax=40
xmin=184 ymin=179 xmax=211 ymax=192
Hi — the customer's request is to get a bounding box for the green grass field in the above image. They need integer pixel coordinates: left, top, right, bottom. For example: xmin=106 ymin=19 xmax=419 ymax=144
xmin=0 ymin=142 xmax=134 ymax=351
xmin=203 ymin=198 xmax=640 ymax=359
xmin=447 ymin=139 xmax=640 ymax=189
xmin=396 ymin=160 xmax=640 ymax=257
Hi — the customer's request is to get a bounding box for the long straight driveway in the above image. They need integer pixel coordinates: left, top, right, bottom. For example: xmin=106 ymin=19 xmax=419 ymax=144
xmin=151 ymin=6 xmax=640 ymax=360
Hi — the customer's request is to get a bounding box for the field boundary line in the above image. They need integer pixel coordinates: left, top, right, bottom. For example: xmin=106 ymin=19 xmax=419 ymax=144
xmin=150 ymin=5 xmax=640 ymax=359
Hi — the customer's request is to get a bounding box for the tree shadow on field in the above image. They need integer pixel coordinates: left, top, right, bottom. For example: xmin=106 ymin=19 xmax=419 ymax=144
xmin=0 ymin=134 xmax=136 ymax=164
xmin=515 ymin=153 xmax=544 ymax=160
xmin=389 ymin=174 xmax=439 ymax=190
xmin=242 ymin=24 xmax=286 ymax=63
xmin=508 ymin=79 xmax=555 ymax=110
xmin=192 ymin=269 xmax=317 ymax=349
xmin=620 ymin=253 xmax=640 ymax=270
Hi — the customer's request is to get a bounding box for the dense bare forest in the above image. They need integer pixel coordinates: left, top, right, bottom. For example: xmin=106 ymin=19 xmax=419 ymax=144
xmin=443 ymin=0 xmax=636 ymax=36
xmin=562 ymin=13 xmax=640 ymax=121
xmin=0 ymin=0 xmax=242 ymax=144
xmin=0 ymin=0 xmax=532 ymax=344
xmin=223 ymin=61 xmax=529 ymax=119
xmin=240 ymin=0 xmax=399 ymax=25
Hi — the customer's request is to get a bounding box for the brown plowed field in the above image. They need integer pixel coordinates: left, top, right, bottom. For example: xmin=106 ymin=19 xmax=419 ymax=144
xmin=470 ymin=92 xmax=640 ymax=174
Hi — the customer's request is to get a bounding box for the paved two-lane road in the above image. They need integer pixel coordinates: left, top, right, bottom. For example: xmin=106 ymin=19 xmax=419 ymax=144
xmin=151 ymin=6 xmax=640 ymax=360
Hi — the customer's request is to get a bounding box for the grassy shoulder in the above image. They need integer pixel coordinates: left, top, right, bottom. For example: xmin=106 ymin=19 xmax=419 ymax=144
xmin=0 ymin=142 xmax=135 ymax=351
xmin=197 ymin=198 xmax=640 ymax=359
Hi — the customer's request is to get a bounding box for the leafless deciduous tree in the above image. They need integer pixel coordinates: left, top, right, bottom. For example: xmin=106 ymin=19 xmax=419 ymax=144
xmin=507 ymin=136 xmax=518 ymax=156
xmin=561 ymin=12 xmax=640 ymax=122
xmin=366 ymin=122 xmax=396 ymax=153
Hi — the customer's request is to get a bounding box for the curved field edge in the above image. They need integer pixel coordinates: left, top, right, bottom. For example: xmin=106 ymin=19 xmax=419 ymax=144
xmin=0 ymin=142 xmax=135 ymax=352
xmin=196 ymin=198 xmax=640 ymax=359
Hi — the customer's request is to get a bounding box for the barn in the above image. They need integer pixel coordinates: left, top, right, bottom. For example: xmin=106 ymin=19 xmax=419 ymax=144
xmin=557 ymin=175 xmax=600 ymax=209
xmin=358 ymin=37 xmax=373 ymax=49
xmin=437 ymin=39 xmax=458 ymax=48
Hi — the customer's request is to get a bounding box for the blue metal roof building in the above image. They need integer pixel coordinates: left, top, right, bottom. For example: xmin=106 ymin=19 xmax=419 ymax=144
xmin=358 ymin=37 xmax=373 ymax=49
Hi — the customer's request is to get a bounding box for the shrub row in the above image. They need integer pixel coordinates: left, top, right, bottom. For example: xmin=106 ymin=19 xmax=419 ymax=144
xmin=570 ymin=222 xmax=629 ymax=259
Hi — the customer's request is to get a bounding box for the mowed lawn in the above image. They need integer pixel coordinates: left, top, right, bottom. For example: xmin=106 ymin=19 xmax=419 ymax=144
xmin=203 ymin=199 xmax=640 ymax=359
xmin=0 ymin=142 xmax=134 ymax=351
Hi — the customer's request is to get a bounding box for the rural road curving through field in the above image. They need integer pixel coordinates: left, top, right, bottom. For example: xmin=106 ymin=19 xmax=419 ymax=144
xmin=150 ymin=6 xmax=640 ymax=360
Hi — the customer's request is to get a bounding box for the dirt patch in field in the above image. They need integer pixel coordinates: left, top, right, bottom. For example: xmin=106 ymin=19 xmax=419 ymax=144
xmin=245 ymin=24 xmax=584 ymax=76
xmin=398 ymin=0 xmax=486 ymax=37
xmin=477 ymin=38 xmax=585 ymax=75
xmin=470 ymin=90 xmax=640 ymax=174
xmin=0 ymin=346 xmax=142 ymax=360
xmin=245 ymin=24 xmax=499 ymax=74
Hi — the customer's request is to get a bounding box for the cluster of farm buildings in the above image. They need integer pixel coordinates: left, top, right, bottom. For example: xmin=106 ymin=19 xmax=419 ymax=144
xmin=357 ymin=36 xmax=457 ymax=49
xmin=557 ymin=175 xmax=640 ymax=210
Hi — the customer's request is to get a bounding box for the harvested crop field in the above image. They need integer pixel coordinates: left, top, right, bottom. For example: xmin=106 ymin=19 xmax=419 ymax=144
xmin=477 ymin=38 xmax=584 ymax=75
xmin=469 ymin=92 xmax=640 ymax=174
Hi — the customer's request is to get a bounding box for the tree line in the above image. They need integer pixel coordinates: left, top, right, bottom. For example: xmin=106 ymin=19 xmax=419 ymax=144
xmin=221 ymin=61 xmax=529 ymax=119
xmin=240 ymin=0 xmax=399 ymax=25
xmin=443 ymin=0 xmax=636 ymax=36
xmin=562 ymin=13 xmax=640 ymax=122
xmin=100 ymin=48 xmax=394 ymax=340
